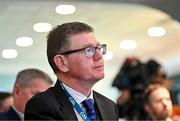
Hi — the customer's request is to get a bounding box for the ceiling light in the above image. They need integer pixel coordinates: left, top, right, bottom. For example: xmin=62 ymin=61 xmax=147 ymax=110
xmin=103 ymin=51 xmax=113 ymax=61
xmin=120 ymin=40 xmax=137 ymax=50
xmin=147 ymin=26 xmax=166 ymax=37
xmin=16 ymin=37 xmax=33 ymax=47
xmin=55 ymin=5 xmax=76 ymax=15
xmin=2 ymin=49 xmax=18 ymax=59
xmin=33 ymin=23 xmax=52 ymax=32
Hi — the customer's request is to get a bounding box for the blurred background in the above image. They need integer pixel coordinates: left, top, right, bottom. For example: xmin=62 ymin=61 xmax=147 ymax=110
xmin=0 ymin=0 xmax=180 ymax=102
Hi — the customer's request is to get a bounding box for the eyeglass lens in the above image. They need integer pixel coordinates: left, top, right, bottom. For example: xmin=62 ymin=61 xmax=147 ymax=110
xmin=84 ymin=45 xmax=106 ymax=57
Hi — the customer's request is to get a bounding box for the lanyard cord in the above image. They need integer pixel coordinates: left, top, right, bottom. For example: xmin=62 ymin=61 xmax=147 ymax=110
xmin=60 ymin=83 xmax=91 ymax=121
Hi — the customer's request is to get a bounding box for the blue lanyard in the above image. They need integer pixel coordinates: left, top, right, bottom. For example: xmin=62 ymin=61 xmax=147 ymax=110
xmin=60 ymin=83 xmax=91 ymax=121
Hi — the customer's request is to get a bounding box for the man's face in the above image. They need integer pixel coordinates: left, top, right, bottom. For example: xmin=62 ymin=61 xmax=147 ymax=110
xmin=14 ymin=78 xmax=51 ymax=113
xmin=146 ymin=87 xmax=173 ymax=120
xmin=65 ymin=32 xmax=104 ymax=84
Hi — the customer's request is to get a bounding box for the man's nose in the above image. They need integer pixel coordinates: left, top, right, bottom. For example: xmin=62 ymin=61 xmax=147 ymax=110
xmin=161 ymin=98 xmax=169 ymax=107
xmin=94 ymin=49 xmax=103 ymax=60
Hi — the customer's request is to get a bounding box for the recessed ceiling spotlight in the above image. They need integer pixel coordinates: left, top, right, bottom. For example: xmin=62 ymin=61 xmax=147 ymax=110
xmin=147 ymin=26 xmax=166 ymax=37
xmin=33 ymin=23 xmax=52 ymax=32
xmin=2 ymin=49 xmax=18 ymax=59
xmin=120 ymin=39 xmax=137 ymax=50
xmin=55 ymin=5 xmax=76 ymax=15
xmin=16 ymin=37 xmax=33 ymax=47
xmin=103 ymin=51 xmax=113 ymax=61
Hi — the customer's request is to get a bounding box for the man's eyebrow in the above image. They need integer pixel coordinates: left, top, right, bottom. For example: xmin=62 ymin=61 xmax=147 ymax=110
xmin=83 ymin=43 xmax=100 ymax=47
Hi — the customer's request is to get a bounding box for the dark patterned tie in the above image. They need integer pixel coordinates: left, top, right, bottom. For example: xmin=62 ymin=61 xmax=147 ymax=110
xmin=82 ymin=99 xmax=96 ymax=121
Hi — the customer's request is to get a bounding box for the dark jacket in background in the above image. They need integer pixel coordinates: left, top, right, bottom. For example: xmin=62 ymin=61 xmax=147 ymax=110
xmin=0 ymin=106 xmax=21 ymax=120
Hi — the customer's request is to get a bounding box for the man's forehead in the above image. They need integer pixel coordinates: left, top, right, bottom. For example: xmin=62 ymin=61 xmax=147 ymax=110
xmin=68 ymin=33 xmax=98 ymax=47
xmin=150 ymin=87 xmax=170 ymax=100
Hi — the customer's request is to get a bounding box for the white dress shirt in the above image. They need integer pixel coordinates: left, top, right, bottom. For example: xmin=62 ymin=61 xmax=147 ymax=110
xmin=62 ymin=82 xmax=94 ymax=121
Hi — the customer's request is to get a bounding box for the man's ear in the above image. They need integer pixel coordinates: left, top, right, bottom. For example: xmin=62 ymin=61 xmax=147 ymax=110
xmin=54 ymin=55 xmax=69 ymax=72
xmin=144 ymin=103 xmax=151 ymax=113
xmin=13 ymin=84 xmax=21 ymax=99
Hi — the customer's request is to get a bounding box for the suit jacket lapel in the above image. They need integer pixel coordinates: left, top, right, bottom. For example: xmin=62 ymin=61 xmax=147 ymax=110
xmin=7 ymin=107 xmax=21 ymax=120
xmin=53 ymin=80 xmax=78 ymax=120
xmin=93 ymin=91 xmax=115 ymax=120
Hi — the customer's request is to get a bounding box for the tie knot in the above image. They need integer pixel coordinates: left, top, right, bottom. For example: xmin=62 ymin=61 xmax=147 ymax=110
xmin=82 ymin=99 xmax=94 ymax=111
xmin=82 ymin=99 xmax=96 ymax=120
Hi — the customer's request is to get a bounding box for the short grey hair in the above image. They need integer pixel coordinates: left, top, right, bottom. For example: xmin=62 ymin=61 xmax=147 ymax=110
xmin=14 ymin=68 xmax=53 ymax=88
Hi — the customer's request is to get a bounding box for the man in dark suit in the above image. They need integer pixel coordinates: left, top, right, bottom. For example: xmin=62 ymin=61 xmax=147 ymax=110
xmin=24 ymin=22 xmax=119 ymax=120
xmin=0 ymin=68 xmax=53 ymax=120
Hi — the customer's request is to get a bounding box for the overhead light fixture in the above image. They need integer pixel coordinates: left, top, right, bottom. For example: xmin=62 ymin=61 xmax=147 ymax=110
xmin=103 ymin=51 xmax=113 ymax=61
xmin=147 ymin=26 xmax=166 ymax=37
xmin=33 ymin=23 xmax=52 ymax=32
xmin=55 ymin=5 xmax=76 ymax=15
xmin=2 ymin=49 xmax=18 ymax=59
xmin=16 ymin=37 xmax=33 ymax=47
xmin=120 ymin=39 xmax=137 ymax=50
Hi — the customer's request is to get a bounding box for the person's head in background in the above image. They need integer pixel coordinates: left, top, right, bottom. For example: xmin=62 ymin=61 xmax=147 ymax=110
xmin=112 ymin=57 xmax=143 ymax=104
xmin=112 ymin=56 xmax=142 ymax=90
xmin=13 ymin=68 xmax=53 ymax=113
xmin=0 ymin=92 xmax=13 ymax=112
xmin=47 ymin=22 xmax=106 ymax=95
xmin=145 ymin=59 xmax=173 ymax=90
xmin=144 ymin=84 xmax=173 ymax=121
xmin=145 ymin=59 xmax=165 ymax=82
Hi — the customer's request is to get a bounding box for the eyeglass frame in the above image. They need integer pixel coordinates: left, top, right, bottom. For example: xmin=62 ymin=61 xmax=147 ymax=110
xmin=59 ymin=44 xmax=107 ymax=58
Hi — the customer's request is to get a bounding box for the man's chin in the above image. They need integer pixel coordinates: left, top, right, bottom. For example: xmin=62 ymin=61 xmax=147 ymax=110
xmin=94 ymin=74 xmax=104 ymax=82
xmin=99 ymin=74 xmax=105 ymax=79
xmin=159 ymin=112 xmax=169 ymax=120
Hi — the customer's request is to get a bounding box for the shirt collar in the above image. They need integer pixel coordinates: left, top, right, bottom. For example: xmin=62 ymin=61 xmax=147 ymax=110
xmin=62 ymin=82 xmax=94 ymax=104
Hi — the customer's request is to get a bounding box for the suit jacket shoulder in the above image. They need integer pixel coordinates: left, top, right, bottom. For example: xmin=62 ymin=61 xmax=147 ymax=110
xmin=24 ymin=81 xmax=77 ymax=120
xmin=0 ymin=107 xmax=21 ymax=120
